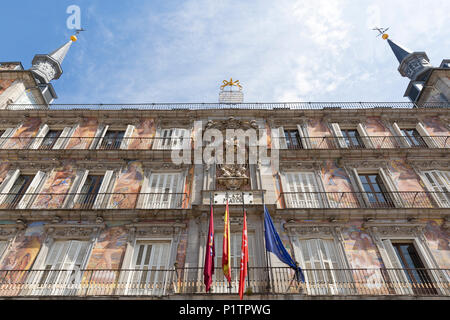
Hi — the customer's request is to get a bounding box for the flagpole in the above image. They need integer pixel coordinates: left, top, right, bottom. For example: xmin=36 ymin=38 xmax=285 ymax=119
xmin=262 ymin=192 xmax=272 ymax=291
xmin=242 ymin=192 xmax=250 ymax=291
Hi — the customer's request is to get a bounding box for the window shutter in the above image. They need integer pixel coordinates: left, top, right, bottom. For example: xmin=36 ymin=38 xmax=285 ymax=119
xmin=420 ymin=170 xmax=450 ymax=207
xmin=152 ymin=127 xmax=162 ymax=150
xmin=63 ymin=169 xmax=89 ymax=209
xmin=16 ymin=171 xmax=47 ymax=209
xmin=92 ymin=170 xmax=115 ymax=209
xmin=381 ymin=239 xmax=413 ymax=295
xmin=136 ymin=170 xmax=151 ymax=209
xmin=271 ymin=127 xmax=287 ymax=149
xmin=28 ymin=124 xmax=49 ymax=150
xmin=297 ymin=124 xmax=310 ymax=149
xmin=0 ymin=241 xmax=7 ymax=262
xmin=284 ymin=172 xmax=322 ymax=208
xmin=119 ymin=125 xmax=135 ymax=150
xmin=52 ymin=126 xmax=74 ymax=150
xmin=416 ymin=122 xmax=438 ymax=148
xmin=0 ymin=127 xmax=17 ymax=148
xmin=330 ymin=123 xmax=347 ymax=148
xmin=172 ymin=128 xmax=191 ymax=150
xmin=378 ymin=168 xmax=403 ymax=208
xmin=350 ymin=168 xmax=370 ymax=206
xmin=356 ymin=123 xmax=374 ymax=148
xmin=391 ymin=122 xmax=410 ymax=147
xmin=91 ymin=125 xmax=109 ymax=150
xmin=143 ymin=172 xmax=183 ymax=208
xmin=0 ymin=169 xmax=21 ymax=205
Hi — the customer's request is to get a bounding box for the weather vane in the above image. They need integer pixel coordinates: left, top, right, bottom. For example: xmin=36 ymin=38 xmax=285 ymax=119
xmin=70 ymin=28 xmax=86 ymax=42
xmin=220 ymin=78 xmax=243 ymax=91
xmin=372 ymin=27 xmax=389 ymax=40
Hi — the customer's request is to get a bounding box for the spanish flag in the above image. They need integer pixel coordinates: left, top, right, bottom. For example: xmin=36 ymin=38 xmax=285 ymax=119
xmin=222 ymin=199 xmax=231 ymax=283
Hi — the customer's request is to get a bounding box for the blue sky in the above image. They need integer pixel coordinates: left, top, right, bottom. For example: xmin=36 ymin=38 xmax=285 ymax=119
xmin=1 ymin=0 xmax=449 ymax=103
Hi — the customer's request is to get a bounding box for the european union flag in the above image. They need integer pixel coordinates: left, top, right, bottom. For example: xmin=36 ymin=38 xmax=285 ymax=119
xmin=264 ymin=205 xmax=304 ymax=282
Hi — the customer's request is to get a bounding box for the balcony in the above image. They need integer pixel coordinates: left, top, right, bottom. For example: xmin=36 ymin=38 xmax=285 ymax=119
xmin=0 ymin=192 xmax=189 ymax=210
xmin=0 ymin=267 xmax=448 ymax=298
xmin=280 ymin=191 xmax=449 ymax=209
xmin=273 ymin=136 xmax=450 ymax=149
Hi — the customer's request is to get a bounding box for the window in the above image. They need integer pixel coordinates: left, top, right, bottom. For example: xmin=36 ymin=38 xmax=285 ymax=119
xmin=1 ymin=174 xmax=33 ymax=209
xmin=99 ymin=130 xmax=125 ymax=150
xmin=282 ymin=172 xmax=323 ymax=208
xmin=213 ymin=231 xmax=255 ymax=293
xmin=421 ymin=170 xmax=450 ymax=207
xmin=295 ymin=239 xmax=351 ymax=295
xmin=341 ymin=129 xmax=364 ymax=148
xmin=138 ymin=172 xmax=185 ymax=209
xmin=34 ymin=240 xmax=90 ymax=296
xmin=0 ymin=240 xmax=7 ymax=261
xmin=284 ymin=130 xmax=303 ymax=149
xmin=39 ymin=130 xmax=62 ymax=150
xmin=400 ymin=128 xmax=426 ymax=148
xmin=391 ymin=242 xmax=437 ymax=295
xmin=358 ymin=174 xmax=394 ymax=208
xmin=126 ymin=240 xmax=171 ymax=295
xmin=74 ymin=175 xmax=104 ymax=209
xmin=154 ymin=128 xmax=190 ymax=150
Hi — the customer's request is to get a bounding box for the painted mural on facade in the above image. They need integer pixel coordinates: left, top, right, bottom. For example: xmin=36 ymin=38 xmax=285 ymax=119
xmin=421 ymin=117 xmax=450 ymax=148
xmin=30 ymin=164 xmax=77 ymax=209
xmin=1 ymin=118 xmax=41 ymax=149
xmin=365 ymin=117 xmax=397 ymax=148
xmin=321 ymin=160 xmax=358 ymax=208
xmin=421 ymin=219 xmax=450 ymax=269
xmin=0 ymin=162 xmax=10 ymax=184
xmin=341 ymin=221 xmax=388 ymax=294
xmin=127 ymin=119 xmax=156 ymax=149
xmin=65 ymin=118 xmax=99 ymax=149
xmin=387 ymin=159 xmax=432 ymax=206
xmin=0 ymin=79 xmax=15 ymax=96
xmin=108 ymin=161 xmax=144 ymax=209
xmin=0 ymin=222 xmax=45 ymax=285
xmin=306 ymin=118 xmax=333 ymax=149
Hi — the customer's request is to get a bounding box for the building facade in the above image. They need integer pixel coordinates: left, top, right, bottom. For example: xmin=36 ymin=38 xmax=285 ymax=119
xmin=0 ymin=36 xmax=449 ymax=299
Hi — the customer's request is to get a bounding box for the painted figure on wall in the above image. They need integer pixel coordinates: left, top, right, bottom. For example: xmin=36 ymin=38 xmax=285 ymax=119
xmin=108 ymin=161 xmax=144 ymax=209
xmin=30 ymin=164 xmax=77 ymax=209
xmin=306 ymin=118 xmax=333 ymax=149
xmin=422 ymin=219 xmax=450 ymax=269
xmin=321 ymin=160 xmax=358 ymax=208
xmin=65 ymin=118 xmax=99 ymax=150
xmin=421 ymin=117 xmax=450 ymax=148
xmin=365 ymin=117 xmax=397 ymax=148
xmin=0 ymin=162 xmax=10 ymax=184
xmin=127 ymin=119 xmax=156 ymax=150
xmin=1 ymin=118 xmax=41 ymax=149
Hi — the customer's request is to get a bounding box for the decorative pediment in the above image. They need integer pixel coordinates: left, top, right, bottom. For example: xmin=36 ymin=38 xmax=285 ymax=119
xmin=45 ymin=223 xmax=105 ymax=240
xmin=409 ymin=160 xmax=450 ymax=170
xmin=341 ymin=160 xmax=388 ymax=170
xmin=205 ymin=117 xmax=258 ymax=131
xmin=126 ymin=222 xmax=187 ymax=238
xmin=279 ymin=161 xmax=322 ymax=171
xmin=365 ymin=222 xmax=426 ymax=242
xmin=284 ymin=223 xmax=345 ymax=239
xmin=0 ymin=224 xmax=21 ymax=240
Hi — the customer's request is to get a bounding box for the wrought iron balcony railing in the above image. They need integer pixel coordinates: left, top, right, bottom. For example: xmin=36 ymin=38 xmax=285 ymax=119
xmin=5 ymin=101 xmax=450 ymax=110
xmin=0 ymin=267 xmax=448 ymax=297
xmin=272 ymin=136 xmax=450 ymax=149
xmin=0 ymin=192 xmax=189 ymax=210
xmin=1 ymin=136 xmax=449 ymax=150
xmin=280 ymin=191 xmax=450 ymax=209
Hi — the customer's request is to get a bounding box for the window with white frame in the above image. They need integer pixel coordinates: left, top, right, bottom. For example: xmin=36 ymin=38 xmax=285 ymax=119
xmin=330 ymin=123 xmax=373 ymax=149
xmin=212 ymin=231 xmax=255 ymax=293
xmin=137 ymin=172 xmax=185 ymax=209
xmin=0 ymin=240 xmax=8 ymax=262
xmin=294 ymin=238 xmax=351 ymax=295
xmin=420 ymin=170 xmax=450 ymax=207
xmin=126 ymin=240 xmax=172 ymax=295
xmin=0 ymin=170 xmax=47 ymax=209
xmin=153 ymin=128 xmax=191 ymax=150
xmin=282 ymin=172 xmax=323 ymax=208
xmin=33 ymin=240 xmax=91 ymax=296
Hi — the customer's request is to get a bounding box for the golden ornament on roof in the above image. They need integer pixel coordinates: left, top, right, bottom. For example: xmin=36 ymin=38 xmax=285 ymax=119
xmin=220 ymin=78 xmax=243 ymax=91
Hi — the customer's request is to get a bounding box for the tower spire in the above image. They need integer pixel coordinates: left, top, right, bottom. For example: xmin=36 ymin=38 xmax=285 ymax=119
xmin=380 ymin=31 xmax=432 ymax=81
xmin=30 ymin=36 xmax=77 ymax=84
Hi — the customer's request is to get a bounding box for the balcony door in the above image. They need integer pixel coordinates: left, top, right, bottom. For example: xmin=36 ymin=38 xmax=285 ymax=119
xmin=33 ymin=240 xmax=90 ymax=296
xmin=421 ymin=170 xmax=450 ymax=207
xmin=126 ymin=241 xmax=171 ymax=296
xmin=138 ymin=172 xmax=184 ymax=209
xmin=75 ymin=175 xmax=104 ymax=209
xmin=1 ymin=174 xmax=33 ymax=209
xmin=295 ymin=239 xmax=352 ymax=295
xmin=358 ymin=174 xmax=394 ymax=208
xmin=283 ymin=172 xmax=323 ymax=208
xmin=212 ymin=231 xmax=255 ymax=293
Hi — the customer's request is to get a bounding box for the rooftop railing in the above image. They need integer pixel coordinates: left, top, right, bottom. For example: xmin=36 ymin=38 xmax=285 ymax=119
xmin=280 ymin=191 xmax=449 ymax=209
xmin=0 ymin=267 xmax=448 ymax=297
xmin=5 ymin=102 xmax=450 ymax=110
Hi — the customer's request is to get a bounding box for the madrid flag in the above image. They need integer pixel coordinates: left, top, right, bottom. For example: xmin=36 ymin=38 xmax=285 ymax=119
xmin=222 ymin=200 xmax=232 ymax=283
xmin=203 ymin=200 xmax=215 ymax=292
xmin=238 ymin=210 xmax=248 ymax=300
